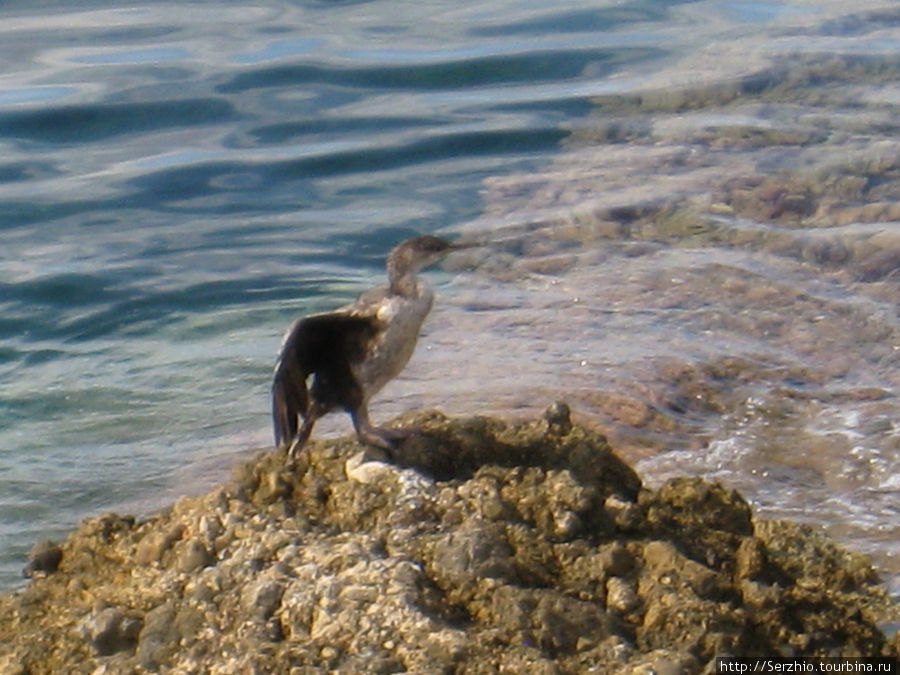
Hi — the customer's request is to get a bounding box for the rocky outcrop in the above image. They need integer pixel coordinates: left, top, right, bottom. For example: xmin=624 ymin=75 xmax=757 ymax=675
xmin=1 ymin=405 xmax=897 ymax=673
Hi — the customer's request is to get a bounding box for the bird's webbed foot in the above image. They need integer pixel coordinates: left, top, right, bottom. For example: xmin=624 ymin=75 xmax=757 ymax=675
xmin=355 ymin=426 xmax=411 ymax=462
xmin=351 ymin=407 xmax=410 ymax=460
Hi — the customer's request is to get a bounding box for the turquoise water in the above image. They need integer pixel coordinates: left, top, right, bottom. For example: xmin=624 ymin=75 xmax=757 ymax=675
xmin=2 ymin=0 xmax=899 ymax=592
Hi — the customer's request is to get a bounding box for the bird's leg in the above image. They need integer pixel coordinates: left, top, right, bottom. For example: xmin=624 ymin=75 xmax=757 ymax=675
xmin=350 ymin=404 xmax=409 ymax=458
xmin=287 ymin=420 xmax=313 ymax=460
xmin=288 ymin=403 xmax=324 ymax=460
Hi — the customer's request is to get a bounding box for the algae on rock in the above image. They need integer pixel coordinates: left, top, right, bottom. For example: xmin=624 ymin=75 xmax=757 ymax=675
xmin=0 ymin=405 xmax=896 ymax=674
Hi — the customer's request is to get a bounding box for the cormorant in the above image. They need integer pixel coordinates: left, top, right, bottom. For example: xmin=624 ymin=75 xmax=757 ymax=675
xmin=272 ymin=235 xmax=464 ymax=458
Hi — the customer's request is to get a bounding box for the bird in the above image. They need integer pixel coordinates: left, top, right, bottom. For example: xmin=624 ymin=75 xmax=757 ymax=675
xmin=272 ymin=235 xmax=466 ymax=459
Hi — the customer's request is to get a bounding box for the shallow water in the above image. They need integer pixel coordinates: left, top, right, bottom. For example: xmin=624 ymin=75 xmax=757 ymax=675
xmin=1 ymin=0 xmax=898 ymax=595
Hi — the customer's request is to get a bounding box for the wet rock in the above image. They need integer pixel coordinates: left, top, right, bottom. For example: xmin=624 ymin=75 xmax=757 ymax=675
xmin=22 ymin=540 xmax=62 ymax=578
xmin=0 ymin=409 xmax=896 ymax=673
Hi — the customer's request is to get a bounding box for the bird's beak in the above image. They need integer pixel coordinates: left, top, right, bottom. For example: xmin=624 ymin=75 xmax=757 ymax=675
xmin=448 ymin=241 xmax=480 ymax=252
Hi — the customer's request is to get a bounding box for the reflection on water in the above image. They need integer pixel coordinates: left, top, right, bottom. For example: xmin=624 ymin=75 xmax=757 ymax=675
xmin=0 ymin=0 xmax=897 ymax=596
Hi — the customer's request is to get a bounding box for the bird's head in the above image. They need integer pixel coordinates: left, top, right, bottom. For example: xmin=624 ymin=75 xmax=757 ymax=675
xmin=388 ymin=234 xmax=473 ymax=278
xmin=398 ymin=235 xmax=455 ymax=271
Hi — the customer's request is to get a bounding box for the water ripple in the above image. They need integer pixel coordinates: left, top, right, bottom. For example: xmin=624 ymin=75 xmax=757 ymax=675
xmin=0 ymin=99 xmax=235 ymax=144
xmin=220 ymin=46 xmax=632 ymax=92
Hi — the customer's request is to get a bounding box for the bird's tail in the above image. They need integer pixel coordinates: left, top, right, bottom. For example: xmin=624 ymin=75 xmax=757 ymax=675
xmin=272 ymin=364 xmax=308 ymax=449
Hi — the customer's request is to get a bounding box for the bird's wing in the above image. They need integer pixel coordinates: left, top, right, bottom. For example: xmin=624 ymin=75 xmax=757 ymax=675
xmin=284 ymin=311 xmax=381 ymax=370
xmin=272 ymin=311 xmax=381 ymax=447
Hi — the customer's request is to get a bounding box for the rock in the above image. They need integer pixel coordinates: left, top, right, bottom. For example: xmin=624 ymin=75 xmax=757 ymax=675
xmin=243 ymin=578 xmax=284 ymax=621
xmin=135 ymin=524 xmax=185 ymax=566
xmin=625 ymin=650 xmax=699 ymax=675
xmin=604 ymin=494 xmax=643 ymax=531
xmin=640 ymin=540 xmax=726 ymax=601
xmin=173 ymin=539 xmax=215 ymax=573
xmin=136 ymin=602 xmax=179 ymax=671
xmin=640 ymin=477 xmax=753 ymax=570
xmin=543 ymin=400 xmax=573 ymax=435
xmin=345 ymin=451 xmax=395 ymax=484
xmin=173 ymin=604 xmax=206 ymax=641
xmin=80 ymin=606 xmax=142 ymax=656
xmin=430 ymin=519 xmax=516 ymax=591
xmin=22 ymin=540 xmax=62 ymax=578
xmin=606 ymin=576 xmax=639 ymax=613
xmin=480 ymin=585 xmax=614 ymax=652
xmin=0 ymin=409 xmax=896 ymax=673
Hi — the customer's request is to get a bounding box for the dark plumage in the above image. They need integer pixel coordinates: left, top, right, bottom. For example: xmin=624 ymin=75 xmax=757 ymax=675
xmin=272 ymin=235 xmax=462 ymax=458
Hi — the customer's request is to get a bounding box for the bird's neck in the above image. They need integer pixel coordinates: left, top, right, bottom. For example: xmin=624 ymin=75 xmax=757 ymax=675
xmin=389 ymin=272 xmax=422 ymax=298
xmin=387 ymin=252 xmax=422 ymax=297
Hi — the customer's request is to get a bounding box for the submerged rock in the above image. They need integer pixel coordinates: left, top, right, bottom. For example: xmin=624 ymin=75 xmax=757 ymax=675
xmin=0 ymin=406 xmax=896 ymax=673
